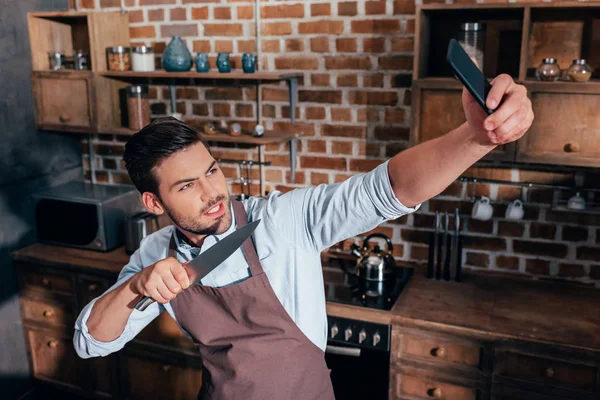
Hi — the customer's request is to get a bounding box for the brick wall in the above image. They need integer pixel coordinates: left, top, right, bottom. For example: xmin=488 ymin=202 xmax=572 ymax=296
xmin=78 ymin=0 xmax=600 ymax=288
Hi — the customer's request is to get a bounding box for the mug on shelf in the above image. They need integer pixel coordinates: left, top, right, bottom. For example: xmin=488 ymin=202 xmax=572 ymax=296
xmin=505 ymin=199 xmax=524 ymax=220
xmin=472 ymin=196 xmax=493 ymax=221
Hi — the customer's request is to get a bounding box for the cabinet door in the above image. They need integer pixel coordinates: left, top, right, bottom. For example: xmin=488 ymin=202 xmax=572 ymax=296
xmin=32 ymin=71 xmax=95 ymax=132
xmin=134 ymin=311 xmax=196 ymax=351
xmin=517 ymin=91 xmax=600 ymax=167
xmin=123 ymin=353 xmax=203 ymax=400
xmin=411 ymin=82 xmax=516 ymax=161
xmin=393 ymin=373 xmax=481 ymax=400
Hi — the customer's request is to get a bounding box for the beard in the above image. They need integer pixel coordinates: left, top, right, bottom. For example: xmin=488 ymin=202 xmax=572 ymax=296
xmin=163 ymin=194 xmax=232 ymax=236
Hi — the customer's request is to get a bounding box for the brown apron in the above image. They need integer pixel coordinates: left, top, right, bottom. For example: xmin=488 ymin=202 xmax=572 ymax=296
xmin=169 ymin=200 xmax=335 ymax=400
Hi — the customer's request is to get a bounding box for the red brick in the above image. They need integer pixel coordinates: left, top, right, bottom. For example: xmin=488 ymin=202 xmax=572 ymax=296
xmin=337 ymin=74 xmax=358 ymax=87
xmin=378 ymin=55 xmax=413 ymax=70
xmin=191 ymin=7 xmax=208 ymax=19
xmin=440 ymin=182 xmax=463 ymax=197
xmin=281 ymin=106 xmax=300 ymax=120
xmin=467 ymin=219 xmax=494 ymax=234
xmin=466 ymin=252 xmax=490 ymax=268
xmin=265 ymin=169 xmax=283 ymax=183
xmin=183 ymin=0 xmax=219 ymax=3
xmin=175 ymin=87 xmax=199 ymax=99
xmin=391 ymin=37 xmax=414 ymax=52
xmin=213 ymin=7 xmax=231 ymax=19
xmin=462 ymin=235 xmax=507 ymax=251
xmin=322 ymin=125 xmax=366 ymax=139
xmin=562 ymin=225 xmax=588 ymax=242
xmin=305 ymin=107 xmax=326 ymax=120
xmin=558 ymin=263 xmax=586 ymax=278
xmin=384 ymin=108 xmax=406 ymax=123
xmin=286 ymin=171 xmax=306 ymax=185
xmin=332 ymin=141 xmax=353 ymax=155
xmin=235 ymin=103 xmax=254 ymax=118
xmin=262 ymin=104 xmax=276 ymax=118
xmin=311 ymin=3 xmax=331 ymax=17
xmin=410 ymin=245 xmax=429 ymax=261
xmin=299 ymin=21 xmax=344 ymax=35
xmin=393 ymin=0 xmax=415 ymax=14
xmin=577 ymin=246 xmax=600 ymax=261
xmin=128 ymin=10 xmax=144 ymax=23
xmin=338 ymin=1 xmax=357 ymax=16
xmin=140 ymin=0 xmax=176 ymax=4
xmin=498 ymin=221 xmax=525 ymax=237
xmin=360 ymin=74 xmax=382 ymax=88
xmin=215 ymin=40 xmax=234 ymax=52
xmin=351 ymin=20 xmax=400 ymax=34
xmin=193 ymin=40 xmax=211 ymax=52
xmin=311 ymin=172 xmax=330 ymax=185
xmin=590 ymin=265 xmax=600 ymax=280
xmin=514 ymin=240 xmax=568 ymax=258
xmin=262 ymin=22 xmax=292 ymax=36
xmin=331 ymin=108 xmax=352 ymax=121
xmin=307 ymin=139 xmax=327 ymax=153
xmin=495 ymin=185 xmax=521 ymax=201
xmin=529 ymin=223 xmax=557 ymax=240
xmin=403 ymin=89 xmax=411 ymax=106
xmin=357 ymin=108 xmax=380 ymax=123
xmin=529 ymin=188 xmax=554 ymax=204
xmin=363 ymin=37 xmax=386 ymax=53
xmin=237 ymin=5 xmax=254 ymax=19
xmin=285 ymin=39 xmax=304 ymax=52
xmin=301 ymin=156 xmax=346 ymax=170
xmin=273 ymin=121 xmax=315 ymax=137
xmin=80 ymin=0 xmax=96 ymax=8
xmin=334 ymin=173 xmax=353 ymax=183
xmin=170 ymin=7 xmax=187 ymax=20
xmin=336 ymin=38 xmax=357 ymax=53
xmin=547 ymin=210 xmax=600 ymax=226
xmin=192 ymin=103 xmax=209 ymax=116
xmin=204 ymin=23 xmax=243 ymax=36
xmin=262 ymin=88 xmax=288 ymax=102
xmin=275 ymin=56 xmax=318 ymax=70
xmin=299 ymin=90 xmax=342 ymax=104
xmin=365 ymin=1 xmax=387 ymax=15
xmin=405 ymin=19 xmax=415 ymax=34
xmin=496 ymin=255 xmax=519 ymax=270
xmin=130 ymin=25 xmax=157 ymax=39
xmin=310 ymin=37 xmax=329 ymax=53
xmin=349 ymin=91 xmax=398 ymax=106
xmin=526 ymin=259 xmax=550 ymax=275
xmin=311 ymin=73 xmax=330 ymax=86
xmin=325 ymin=56 xmax=371 ymax=70
xmin=161 ymin=24 xmax=198 ymax=37
xmin=350 ymin=159 xmax=384 ymax=173
xmin=205 ymin=88 xmax=243 ymax=100
xmin=238 ymin=39 xmax=256 ymax=53
xmin=212 ymin=103 xmax=231 ymax=117
xmin=261 ymin=4 xmax=304 ymax=19
xmin=262 ymin=39 xmax=280 ymax=52
xmin=265 ymin=154 xmax=292 ymax=168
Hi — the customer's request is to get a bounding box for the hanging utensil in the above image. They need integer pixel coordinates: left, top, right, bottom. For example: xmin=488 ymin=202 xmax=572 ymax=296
xmin=443 ymin=212 xmax=451 ymax=281
xmin=435 ymin=211 xmax=442 ymax=280
xmin=455 ymin=209 xmax=463 ymax=282
xmin=246 ymin=161 xmax=253 ymax=197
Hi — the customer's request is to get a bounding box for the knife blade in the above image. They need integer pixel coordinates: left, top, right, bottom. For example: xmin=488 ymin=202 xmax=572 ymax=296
xmin=135 ymin=219 xmax=261 ymax=311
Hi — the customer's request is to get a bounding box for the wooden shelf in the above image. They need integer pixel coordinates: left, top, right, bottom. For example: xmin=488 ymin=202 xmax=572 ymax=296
xmin=524 ymin=79 xmax=600 ymax=94
xmin=97 ymin=70 xmax=302 ymax=81
xmin=97 ymin=126 xmax=300 ymax=145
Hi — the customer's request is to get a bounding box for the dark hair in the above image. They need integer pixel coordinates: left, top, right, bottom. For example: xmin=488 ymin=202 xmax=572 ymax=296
xmin=123 ymin=117 xmax=212 ymax=195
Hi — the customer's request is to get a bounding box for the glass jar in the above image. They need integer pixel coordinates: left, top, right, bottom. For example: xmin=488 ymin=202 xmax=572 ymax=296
xmin=566 ymin=59 xmax=592 ymax=82
xmin=75 ymin=50 xmax=89 ymax=70
xmin=127 ymin=85 xmax=150 ymax=130
xmin=132 ymin=46 xmax=155 ymax=72
xmin=535 ymin=58 xmax=561 ymax=81
xmin=106 ymin=46 xmax=131 ymax=71
xmin=457 ymin=22 xmax=486 ymax=70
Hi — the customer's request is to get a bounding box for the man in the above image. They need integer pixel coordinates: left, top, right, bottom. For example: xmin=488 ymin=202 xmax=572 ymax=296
xmin=74 ymin=74 xmax=533 ymax=399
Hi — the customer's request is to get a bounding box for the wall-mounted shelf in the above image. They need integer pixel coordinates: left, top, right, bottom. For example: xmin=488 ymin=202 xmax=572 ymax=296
xmin=98 ymin=70 xmax=302 ymax=81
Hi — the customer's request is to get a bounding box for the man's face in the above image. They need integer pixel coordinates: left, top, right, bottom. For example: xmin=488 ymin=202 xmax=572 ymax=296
xmin=153 ymin=142 xmax=231 ymax=236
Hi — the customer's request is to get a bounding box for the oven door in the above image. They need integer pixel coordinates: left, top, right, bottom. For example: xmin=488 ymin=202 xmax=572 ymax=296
xmin=325 ymin=342 xmax=390 ymax=400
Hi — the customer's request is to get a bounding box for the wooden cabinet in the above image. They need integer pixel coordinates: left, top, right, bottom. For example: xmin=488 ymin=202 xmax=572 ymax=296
xmin=393 ymin=372 xmax=480 ymax=400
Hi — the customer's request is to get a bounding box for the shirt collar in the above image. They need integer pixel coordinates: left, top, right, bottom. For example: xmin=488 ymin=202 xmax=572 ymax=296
xmin=173 ymin=202 xmax=237 ymax=252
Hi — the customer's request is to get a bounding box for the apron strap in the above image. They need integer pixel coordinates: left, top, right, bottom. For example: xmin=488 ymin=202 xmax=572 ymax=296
xmin=231 ymin=199 xmax=263 ymax=277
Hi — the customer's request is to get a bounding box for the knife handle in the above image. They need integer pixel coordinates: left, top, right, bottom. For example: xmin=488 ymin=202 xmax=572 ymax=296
xmin=135 ymin=296 xmax=156 ymax=311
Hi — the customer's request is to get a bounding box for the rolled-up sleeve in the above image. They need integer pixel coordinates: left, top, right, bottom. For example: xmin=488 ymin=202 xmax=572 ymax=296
xmin=73 ymin=247 xmax=162 ymax=359
xmin=261 ymin=159 xmax=420 ymax=252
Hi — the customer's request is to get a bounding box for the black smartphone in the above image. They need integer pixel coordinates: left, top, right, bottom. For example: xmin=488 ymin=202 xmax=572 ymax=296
xmin=446 ymin=38 xmax=495 ymax=115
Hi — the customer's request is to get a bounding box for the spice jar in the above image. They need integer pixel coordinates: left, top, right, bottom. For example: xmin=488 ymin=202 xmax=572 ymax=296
xmin=566 ymin=59 xmax=592 ymax=82
xmin=107 ymin=46 xmax=131 ymax=71
xmin=535 ymin=58 xmax=561 ymax=81
xmin=457 ymin=22 xmax=486 ymax=70
xmin=132 ymin=46 xmax=155 ymax=72
xmin=127 ymin=85 xmax=150 ymax=130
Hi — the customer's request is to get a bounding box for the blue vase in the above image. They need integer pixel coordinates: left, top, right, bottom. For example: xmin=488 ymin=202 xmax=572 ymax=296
xmin=195 ymin=53 xmax=209 ymax=72
xmin=162 ymin=36 xmax=192 ymax=72
xmin=242 ymin=53 xmax=256 ymax=73
xmin=217 ymin=53 xmax=231 ymax=73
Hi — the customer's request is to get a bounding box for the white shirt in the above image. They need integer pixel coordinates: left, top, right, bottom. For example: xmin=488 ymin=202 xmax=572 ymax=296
xmin=73 ymin=160 xmax=419 ymax=358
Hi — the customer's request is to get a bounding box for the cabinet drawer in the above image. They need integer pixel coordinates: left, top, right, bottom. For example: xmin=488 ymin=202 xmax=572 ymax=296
xmin=495 ymin=351 xmax=597 ymax=392
xmin=396 ymin=374 xmax=478 ymax=400
xmin=22 ymin=269 xmax=74 ymax=297
xmin=79 ymin=276 xmax=113 ymax=306
xmin=124 ymin=354 xmax=203 ymax=400
xmin=398 ymin=333 xmax=482 ymax=369
xmin=21 ymin=297 xmax=75 ymax=327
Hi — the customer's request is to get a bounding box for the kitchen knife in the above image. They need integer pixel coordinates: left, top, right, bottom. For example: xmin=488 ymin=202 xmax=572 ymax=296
xmin=427 ymin=231 xmax=435 ymax=279
xmin=443 ymin=212 xmax=451 ymax=281
xmin=134 ymin=219 xmax=261 ymax=311
xmin=435 ymin=211 xmax=442 ymax=280
xmin=451 ymin=209 xmax=460 ymax=281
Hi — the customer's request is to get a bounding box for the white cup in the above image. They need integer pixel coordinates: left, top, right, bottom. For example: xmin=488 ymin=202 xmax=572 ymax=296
xmin=505 ymin=199 xmax=524 ymax=220
xmin=472 ymin=196 xmax=493 ymax=221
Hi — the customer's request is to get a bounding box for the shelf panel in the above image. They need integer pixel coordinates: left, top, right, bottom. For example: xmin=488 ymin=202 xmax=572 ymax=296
xmin=524 ymin=79 xmax=600 ymax=94
xmin=97 ymin=126 xmax=300 ymax=145
xmin=97 ymin=70 xmax=302 ymax=81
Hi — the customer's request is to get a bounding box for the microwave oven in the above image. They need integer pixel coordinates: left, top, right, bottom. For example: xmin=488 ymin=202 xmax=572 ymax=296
xmin=32 ymin=180 xmax=142 ymax=251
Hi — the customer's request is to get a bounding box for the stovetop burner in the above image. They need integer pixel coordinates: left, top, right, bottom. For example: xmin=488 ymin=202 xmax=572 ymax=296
xmin=324 ymin=257 xmax=413 ymax=311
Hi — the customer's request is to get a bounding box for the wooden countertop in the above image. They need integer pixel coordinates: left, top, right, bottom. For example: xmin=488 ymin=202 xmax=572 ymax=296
xmin=13 ymin=243 xmax=600 ymax=352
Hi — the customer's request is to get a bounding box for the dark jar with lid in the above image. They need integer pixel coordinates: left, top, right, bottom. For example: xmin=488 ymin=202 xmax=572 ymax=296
xmin=127 ymin=85 xmax=150 ymax=130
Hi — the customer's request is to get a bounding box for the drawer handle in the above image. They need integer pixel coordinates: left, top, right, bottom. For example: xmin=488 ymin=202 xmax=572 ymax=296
xmin=59 ymin=114 xmax=71 ymax=123
xmin=47 ymin=340 xmax=59 ymax=349
xmin=564 ymin=143 xmax=579 ymax=153
xmin=162 ymin=365 xmax=171 ymax=372
xmin=88 ymin=284 xmax=98 ymax=292
xmin=546 ymin=367 xmax=555 ymax=378
xmin=43 ymin=310 xmax=54 ymax=318
xmin=42 ymin=278 xmax=51 ymax=287
xmin=427 ymin=387 xmax=443 ymax=398
xmin=431 ymin=347 xmax=446 ymax=358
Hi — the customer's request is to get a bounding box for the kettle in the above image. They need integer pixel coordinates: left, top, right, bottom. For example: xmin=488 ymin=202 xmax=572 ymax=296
xmin=350 ymin=233 xmax=396 ymax=282
xmin=125 ymin=212 xmax=163 ymax=254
